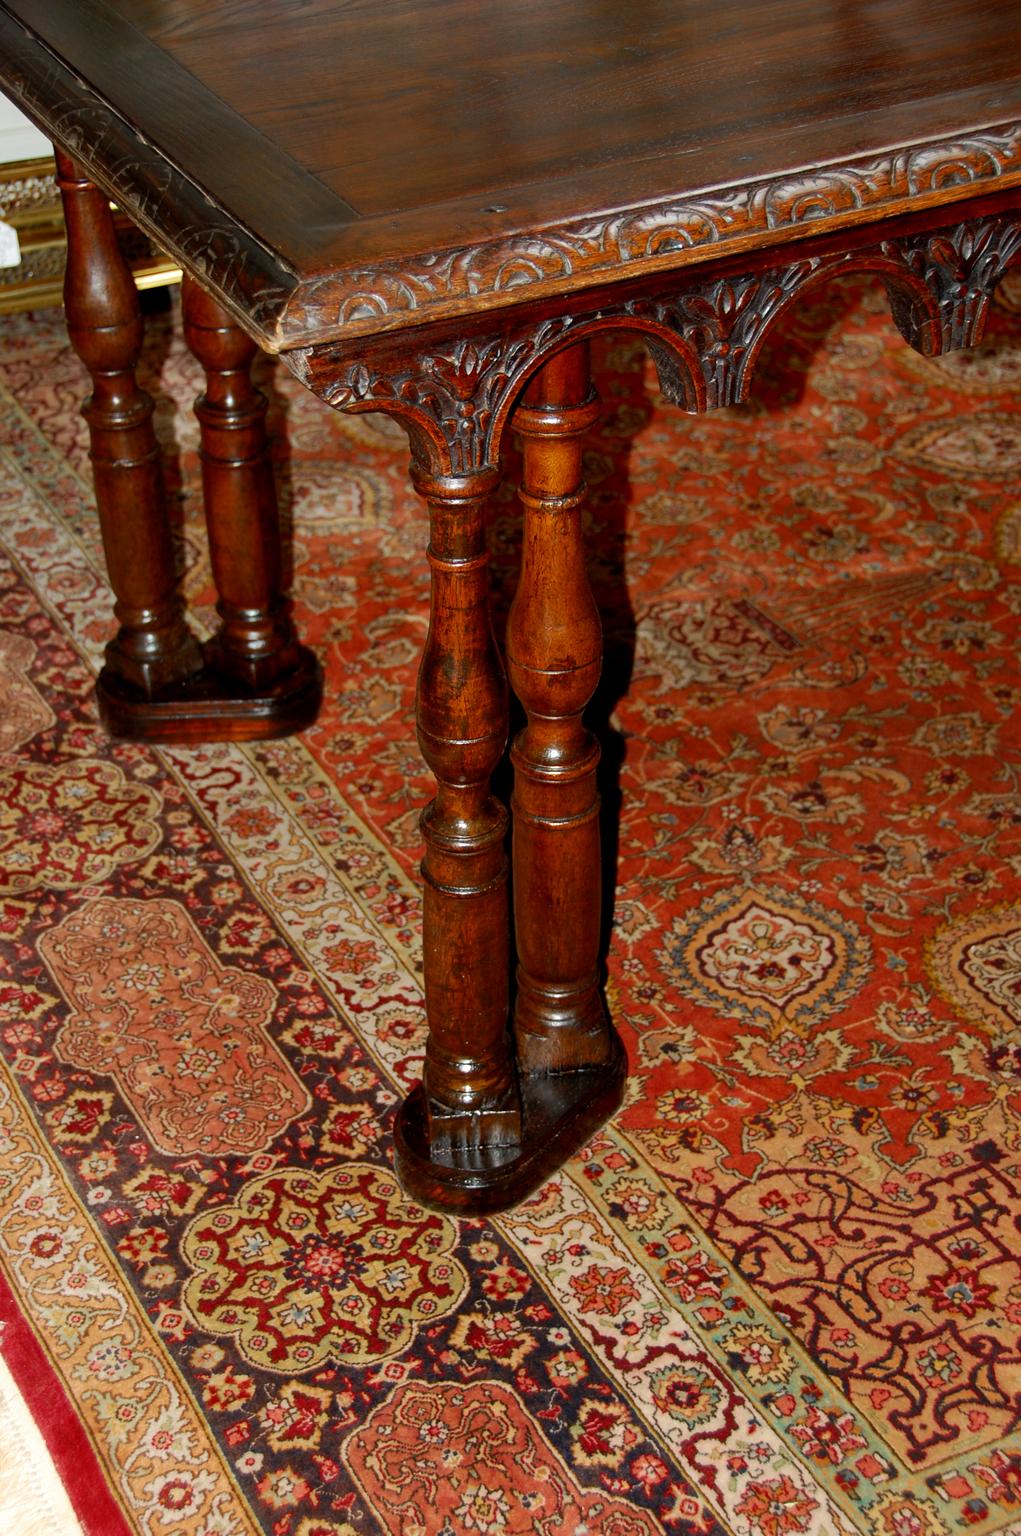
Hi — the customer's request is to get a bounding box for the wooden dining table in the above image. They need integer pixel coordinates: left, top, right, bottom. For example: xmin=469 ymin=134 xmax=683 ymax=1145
xmin=2 ymin=0 xmax=1021 ymax=1213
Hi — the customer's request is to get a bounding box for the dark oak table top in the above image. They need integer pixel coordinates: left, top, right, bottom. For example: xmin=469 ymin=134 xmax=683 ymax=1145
xmin=3 ymin=0 xmax=1021 ymax=350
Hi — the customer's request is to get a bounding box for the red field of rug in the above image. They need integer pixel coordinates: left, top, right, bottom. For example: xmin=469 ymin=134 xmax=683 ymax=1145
xmin=0 ymin=269 xmax=1019 ymax=1536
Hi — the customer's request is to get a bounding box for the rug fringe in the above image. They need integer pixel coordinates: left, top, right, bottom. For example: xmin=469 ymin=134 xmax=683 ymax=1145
xmin=0 ymin=1347 xmax=83 ymax=1536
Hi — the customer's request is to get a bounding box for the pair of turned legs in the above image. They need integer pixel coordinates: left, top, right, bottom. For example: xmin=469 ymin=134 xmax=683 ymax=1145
xmin=400 ymin=344 xmax=624 ymax=1209
xmin=56 ymin=149 xmax=320 ymax=739
xmin=59 ymin=151 xmax=622 ymax=1211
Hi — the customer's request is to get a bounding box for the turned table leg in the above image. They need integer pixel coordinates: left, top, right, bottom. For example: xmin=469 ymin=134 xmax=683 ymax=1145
xmin=181 ymin=275 xmax=321 ymax=735
xmin=55 ymin=148 xmax=203 ymax=712
xmin=393 ymin=463 xmax=522 ymax=1203
xmin=506 ymin=342 xmax=615 ymax=1074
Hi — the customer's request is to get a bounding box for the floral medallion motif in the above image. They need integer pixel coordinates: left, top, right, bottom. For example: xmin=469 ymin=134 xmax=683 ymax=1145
xmin=926 ymin=903 xmax=1021 ymax=1030
xmin=0 ymin=630 xmax=53 ymax=749
xmin=181 ymin=1163 xmax=467 ymax=1371
xmin=343 ymin=1379 xmax=660 ymax=1535
xmin=663 ymin=887 xmax=870 ymax=1026
xmin=0 ymin=757 xmax=160 ymax=893
xmin=731 ymin=1026 xmax=855 ymax=1084
xmin=40 ymin=897 xmax=309 ymax=1156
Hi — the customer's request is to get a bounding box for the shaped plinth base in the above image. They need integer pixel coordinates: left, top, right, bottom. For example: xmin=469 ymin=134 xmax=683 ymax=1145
xmin=96 ymin=643 xmax=322 ymax=743
xmin=394 ymin=1031 xmax=627 ymax=1215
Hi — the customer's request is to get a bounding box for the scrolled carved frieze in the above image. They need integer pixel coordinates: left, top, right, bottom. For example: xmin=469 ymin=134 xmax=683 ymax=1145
xmin=285 ymin=203 xmax=1021 ymax=474
xmin=883 ymin=213 xmax=1021 ymax=353
xmin=5 ymin=3 xmax=1021 ymax=350
xmin=287 ymin=259 xmax=842 ymax=465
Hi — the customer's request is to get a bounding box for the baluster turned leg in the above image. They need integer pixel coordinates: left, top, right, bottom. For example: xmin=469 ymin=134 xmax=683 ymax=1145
xmin=55 ymin=149 xmax=203 ymax=711
xmin=393 ymin=463 xmax=521 ymax=1198
xmin=181 ymin=274 xmax=320 ymax=729
xmin=506 ymin=342 xmax=614 ymax=1073
xmin=302 ymin=332 xmax=625 ymax=1210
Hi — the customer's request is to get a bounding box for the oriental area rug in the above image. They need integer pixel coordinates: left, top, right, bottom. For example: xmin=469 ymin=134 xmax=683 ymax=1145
xmin=0 ymin=270 xmax=1019 ymax=1536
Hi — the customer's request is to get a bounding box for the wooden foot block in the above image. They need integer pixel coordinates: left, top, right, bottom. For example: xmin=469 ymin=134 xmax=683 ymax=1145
xmin=393 ymin=1031 xmax=627 ymax=1215
xmin=425 ymin=1093 xmax=522 ymax=1157
xmin=96 ymin=642 xmax=322 ymax=743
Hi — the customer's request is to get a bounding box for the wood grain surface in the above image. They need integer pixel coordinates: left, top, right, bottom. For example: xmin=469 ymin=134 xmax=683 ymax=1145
xmin=2 ymin=0 xmax=1021 ymax=346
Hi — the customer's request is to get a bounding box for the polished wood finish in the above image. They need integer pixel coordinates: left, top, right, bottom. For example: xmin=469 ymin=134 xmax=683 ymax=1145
xmin=6 ymin=2 xmax=1021 ymax=1210
xmin=55 ymin=148 xmax=203 ymax=704
xmin=96 ymin=661 xmax=323 ymax=744
xmin=181 ymin=274 xmax=321 ymax=726
xmin=56 ymin=159 xmax=321 ymax=744
xmin=411 ymin=460 xmax=520 ymax=1154
xmin=5 ymin=3 xmax=1021 ymax=347
xmin=395 ymin=1032 xmax=627 ymax=1215
xmin=506 ymin=343 xmax=612 ymax=1075
xmin=183 ymin=274 xmax=297 ymax=689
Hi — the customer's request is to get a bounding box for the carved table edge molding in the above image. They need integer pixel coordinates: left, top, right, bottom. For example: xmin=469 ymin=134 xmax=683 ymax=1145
xmin=284 ymin=126 xmax=1021 ymax=349
xmin=278 ymin=192 xmax=1021 ymax=1212
xmin=0 ymin=7 xmax=298 ymax=344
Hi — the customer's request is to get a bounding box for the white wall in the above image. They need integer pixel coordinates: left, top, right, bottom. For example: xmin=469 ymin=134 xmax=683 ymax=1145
xmin=0 ymin=96 xmax=50 ymax=163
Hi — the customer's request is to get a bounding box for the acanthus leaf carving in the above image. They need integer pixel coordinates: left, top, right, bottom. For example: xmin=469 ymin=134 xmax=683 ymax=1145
xmin=884 ymin=213 xmax=1021 ymax=353
xmin=641 ymin=261 xmax=824 ymax=409
xmin=7 ymin=2 xmax=1021 ymax=352
xmin=288 ymin=319 xmax=579 ymax=475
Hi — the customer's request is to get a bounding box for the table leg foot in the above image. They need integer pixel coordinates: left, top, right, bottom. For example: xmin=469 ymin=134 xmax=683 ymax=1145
xmin=394 ymin=1030 xmax=626 ymax=1214
xmin=96 ymin=640 xmax=322 ymax=742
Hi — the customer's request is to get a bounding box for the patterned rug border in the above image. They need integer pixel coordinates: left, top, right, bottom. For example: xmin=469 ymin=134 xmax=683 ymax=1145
xmin=0 ymin=1060 xmax=263 ymax=1536
xmin=0 ymin=1259 xmax=129 ymax=1536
